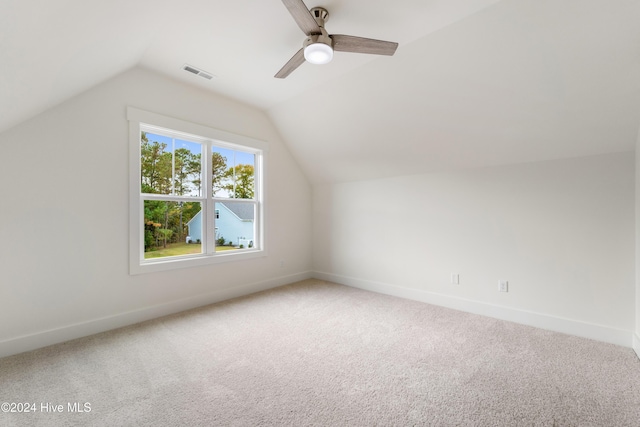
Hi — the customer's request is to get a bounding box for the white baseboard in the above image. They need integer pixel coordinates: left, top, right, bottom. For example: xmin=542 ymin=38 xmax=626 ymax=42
xmin=0 ymin=271 xmax=313 ymax=359
xmin=313 ymin=271 xmax=633 ymax=348
xmin=3 ymin=270 xmax=632 ymax=359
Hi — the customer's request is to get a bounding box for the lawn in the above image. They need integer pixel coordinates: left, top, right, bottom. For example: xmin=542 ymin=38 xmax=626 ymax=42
xmin=145 ymin=242 xmax=239 ymax=259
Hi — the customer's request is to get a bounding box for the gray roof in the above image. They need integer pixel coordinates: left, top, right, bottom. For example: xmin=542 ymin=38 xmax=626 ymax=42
xmin=221 ymin=202 xmax=254 ymax=221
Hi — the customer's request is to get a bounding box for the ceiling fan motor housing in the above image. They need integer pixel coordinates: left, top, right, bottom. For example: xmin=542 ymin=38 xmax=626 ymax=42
xmin=303 ymin=28 xmax=333 ymax=50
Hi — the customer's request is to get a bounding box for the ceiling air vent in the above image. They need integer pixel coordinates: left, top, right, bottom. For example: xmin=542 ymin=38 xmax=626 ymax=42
xmin=182 ymin=64 xmax=215 ymax=80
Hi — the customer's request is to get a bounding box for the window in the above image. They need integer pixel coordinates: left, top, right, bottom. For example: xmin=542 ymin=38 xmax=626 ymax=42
xmin=128 ymin=107 xmax=267 ymax=274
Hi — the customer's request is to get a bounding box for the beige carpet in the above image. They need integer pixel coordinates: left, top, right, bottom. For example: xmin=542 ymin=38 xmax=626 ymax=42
xmin=1 ymin=279 xmax=639 ymax=426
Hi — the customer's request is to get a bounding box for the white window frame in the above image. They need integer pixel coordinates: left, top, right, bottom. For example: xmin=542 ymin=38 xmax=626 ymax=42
xmin=128 ymin=107 xmax=267 ymax=275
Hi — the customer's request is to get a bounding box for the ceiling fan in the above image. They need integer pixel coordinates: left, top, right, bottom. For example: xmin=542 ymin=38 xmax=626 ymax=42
xmin=275 ymin=0 xmax=399 ymax=78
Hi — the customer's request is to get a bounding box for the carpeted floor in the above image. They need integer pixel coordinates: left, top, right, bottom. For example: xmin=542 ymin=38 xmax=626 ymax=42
xmin=1 ymin=279 xmax=639 ymax=426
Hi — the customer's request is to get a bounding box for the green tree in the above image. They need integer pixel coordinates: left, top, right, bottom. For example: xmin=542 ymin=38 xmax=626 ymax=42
xmin=189 ymin=153 xmax=203 ymax=195
xmin=144 ymin=200 xmax=168 ymax=249
xmin=223 ymin=164 xmax=254 ymax=199
xmin=141 ymin=132 xmax=172 ymax=194
xmin=174 ymin=148 xmax=196 ymax=196
xmin=144 ymin=220 xmax=160 ymax=251
xmin=181 ymin=202 xmax=200 ymax=225
xmin=157 ymin=229 xmax=173 ymax=249
xmin=211 ymin=152 xmax=227 ymax=196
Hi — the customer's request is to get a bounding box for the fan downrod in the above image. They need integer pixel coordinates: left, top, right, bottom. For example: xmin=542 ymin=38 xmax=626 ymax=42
xmin=309 ymin=7 xmax=329 ymax=28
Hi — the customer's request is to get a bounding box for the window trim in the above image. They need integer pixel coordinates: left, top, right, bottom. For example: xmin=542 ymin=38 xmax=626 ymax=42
xmin=128 ymin=107 xmax=268 ymax=275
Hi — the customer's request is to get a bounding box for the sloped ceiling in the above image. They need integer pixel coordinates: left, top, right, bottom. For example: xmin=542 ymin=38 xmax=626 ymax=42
xmin=2 ymin=0 xmax=639 ymax=183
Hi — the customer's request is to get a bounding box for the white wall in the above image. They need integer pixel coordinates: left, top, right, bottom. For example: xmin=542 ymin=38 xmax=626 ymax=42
xmin=0 ymin=65 xmax=635 ymax=357
xmin=313 ymin=153 xmax=635 ymax=346
xmin=0 ymin=67 xmax=313 ymax=357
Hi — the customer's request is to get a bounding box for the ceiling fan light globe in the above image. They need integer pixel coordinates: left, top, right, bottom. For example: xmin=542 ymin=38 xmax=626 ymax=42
xmin=304 ymin=42 xmax=333 ymax=65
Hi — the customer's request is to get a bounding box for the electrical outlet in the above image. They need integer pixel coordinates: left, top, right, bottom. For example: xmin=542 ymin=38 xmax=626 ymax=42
xmin=451 ymin=273 xmax=460 ymax=285
xmin=279 ymin=259 xmax=285 ymax=268
xmin=498 ymin=280 xmax=509 ymax=292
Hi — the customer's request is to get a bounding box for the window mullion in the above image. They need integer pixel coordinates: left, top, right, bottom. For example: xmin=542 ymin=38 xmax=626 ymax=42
xmin=142 ymin=194 xmax=201 ymax=203
xmin=171 ymin=137 xmax=175 ymax=195
xmin=254 ymin=152 xmax=262 ymax=251
xmin=204 ymin=141 xmax=216 ymax=254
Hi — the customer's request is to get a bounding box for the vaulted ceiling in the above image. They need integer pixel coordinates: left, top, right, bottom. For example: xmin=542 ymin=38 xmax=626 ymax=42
xmin=2 ymin=0 xmax=639 ymax=183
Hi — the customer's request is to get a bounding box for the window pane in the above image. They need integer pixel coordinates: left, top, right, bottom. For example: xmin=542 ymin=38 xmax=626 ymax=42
xmin=141 ymin=132 xmax=172 ymax=194
xmin=174 ymin=139 xmax=202 ymax=197
xmin=214 ymin=202 xmax=256 ymax=251
xmin=144 ymin=200 xmax=202 ymax=259
xmin=211 ymin=146 xmax=230 ymax=197
xmin=211 ymin=146 xmax=255 ymax=199
xmin=141 ymin=132 xmax=202 ymax=197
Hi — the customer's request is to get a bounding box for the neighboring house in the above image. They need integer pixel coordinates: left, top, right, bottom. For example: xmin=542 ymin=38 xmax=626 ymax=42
xmin=186 ymin=203 xmax=254 ymax=247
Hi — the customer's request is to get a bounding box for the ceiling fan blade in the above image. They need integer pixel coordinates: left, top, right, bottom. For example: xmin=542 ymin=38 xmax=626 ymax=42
xmin=275 ymin=48 xmax=306 ymax=79
xmin=281 ymin=0 xmax=321 ymax=36
xmin=331 ymin=35 xmax=398 ymax=56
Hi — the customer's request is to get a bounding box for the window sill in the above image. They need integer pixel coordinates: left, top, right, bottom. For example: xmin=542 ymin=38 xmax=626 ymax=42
xmin=130 ymin=249 xmax=267 ymax=275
